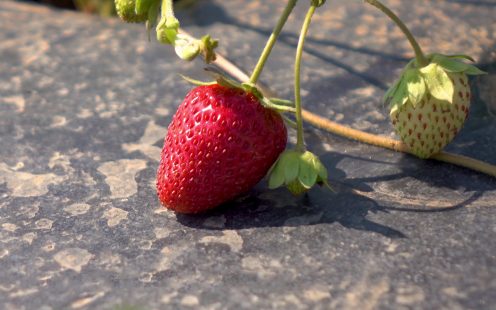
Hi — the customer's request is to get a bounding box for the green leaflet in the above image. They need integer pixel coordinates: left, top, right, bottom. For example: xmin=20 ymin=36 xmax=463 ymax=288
xmin=404 ymin=69 xmax=426 ymax=107
xmin=420 ymin=63 xmax=454 ymax=104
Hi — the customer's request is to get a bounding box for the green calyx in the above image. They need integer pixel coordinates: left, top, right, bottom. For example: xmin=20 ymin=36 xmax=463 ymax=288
xmin=180 ymin=71 xmax=296 ymax=114
xmin=386 ymin=54 xmax=487 ymax=114
xmin=268 ymin=150 xmax=330 ymax=195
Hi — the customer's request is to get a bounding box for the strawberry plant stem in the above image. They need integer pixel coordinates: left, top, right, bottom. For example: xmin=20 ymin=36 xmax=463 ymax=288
xmin=163 ymin=0 xmax=174 ymax=18
xmin=294 ymin=4 xmax=317 ymax=151
xmin=365 ymin=0 xmax=428 ymax=67
xmin=209 ymin=46 xmax=496 ymax=179
xmin=249 ymin=0 xmax=298 ymax=84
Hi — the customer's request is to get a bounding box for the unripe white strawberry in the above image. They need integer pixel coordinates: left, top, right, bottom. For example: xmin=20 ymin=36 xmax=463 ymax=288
xmin=386 ymin=54 xmax=486 ymax=158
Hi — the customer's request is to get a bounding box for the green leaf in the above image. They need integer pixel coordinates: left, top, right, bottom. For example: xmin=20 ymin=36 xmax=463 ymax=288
xmin=283 ymin=152 xmax=300 ymax=183
xmin=420 ymin=63 xmax=454 ymax=104
xmin=268 ymin=160 xmax=285 ymax=189
xmin=404 ymin=69 xmax=426 ymax=107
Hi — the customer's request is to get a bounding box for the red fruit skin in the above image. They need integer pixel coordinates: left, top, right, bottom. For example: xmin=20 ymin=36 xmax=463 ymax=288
xmin=156 ymin=84 xmax=287 ymax=214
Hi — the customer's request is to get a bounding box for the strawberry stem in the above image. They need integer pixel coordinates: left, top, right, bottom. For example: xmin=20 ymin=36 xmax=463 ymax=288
xmin=365 ymin=0 xmax=428 ymax=68
xmin=294 ymin=4 xmax=317 ymax=151
xmin=249 ymin=0 xmax=298 ymax=84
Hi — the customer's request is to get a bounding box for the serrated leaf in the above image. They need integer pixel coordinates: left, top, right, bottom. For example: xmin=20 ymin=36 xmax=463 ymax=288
xmin=404 ymin=69 xmax=426 ymax=107
xmin=420 ymin=63 xmax=454 ymax=104
xmin=298 ymin=157 xmax=317 ymax=189
xmin=283 ymin=152 xmax=300 ymax=183
xmin=432 ymin=54 xmax=471 ymax=73
xmin=268 ymin=160 xmax=285 ymax=189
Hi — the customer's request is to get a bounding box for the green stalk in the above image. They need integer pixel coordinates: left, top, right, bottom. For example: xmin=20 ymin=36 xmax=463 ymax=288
xmin=365 ymin=0 xmax=428 ymax=67
xmin=249 ymin=0 xmax=298 ymax=84
xmin=294 ymin=4 xmax=316 ymax=151
xmin=163 ymin=0 xmax=174 ymax=18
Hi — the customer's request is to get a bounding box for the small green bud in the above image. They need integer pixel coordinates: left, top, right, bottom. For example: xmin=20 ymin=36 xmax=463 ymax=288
xmin=200 ymin=35 xmax=218 ymax=64
xmin=174 ymin=34 xmax=200 ymax=61
xmin=115 ymin=0 xmax=148 ymax=23
xmin=156 ymin=17 xmax=178 ymax=44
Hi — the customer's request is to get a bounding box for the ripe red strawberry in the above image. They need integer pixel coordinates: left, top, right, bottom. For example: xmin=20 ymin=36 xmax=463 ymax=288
xmin=156 ymin=84 xmax=287 ymax=214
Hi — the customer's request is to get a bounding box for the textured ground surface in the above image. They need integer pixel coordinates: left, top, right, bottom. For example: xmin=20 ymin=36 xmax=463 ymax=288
xmin=1 ymin=0 xmax=496 ymax=309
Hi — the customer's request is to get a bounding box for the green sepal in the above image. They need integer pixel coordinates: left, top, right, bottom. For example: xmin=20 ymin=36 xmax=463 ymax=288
xmin=145 ymin=0 xmax=159 ymax=41
xmin=283 ymin=151 xmax=300 ymax=183
xmin=431 ymin=54 xmax=486 ymax=75
xmin=267 ymin=150 xmax=330 ymax=195
xmin=298 ymin=152 xmax=318 ymax=188
xmin=445 ymin=54 xmax=475 ymax=62
xmin=404 ymin=69 xmax=426 ymax=107
xmin=269 ymin=98 xmax=295 ymax=107
xmin=260 ymin=98 xmax=296 ymax=113
xmin=281 ymin=115 xmax=298 ymax=129
xmin=420 ymin=63 xmax=454 ymax=104
xmin=179 ymin=75 xmax=216 ymax=86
